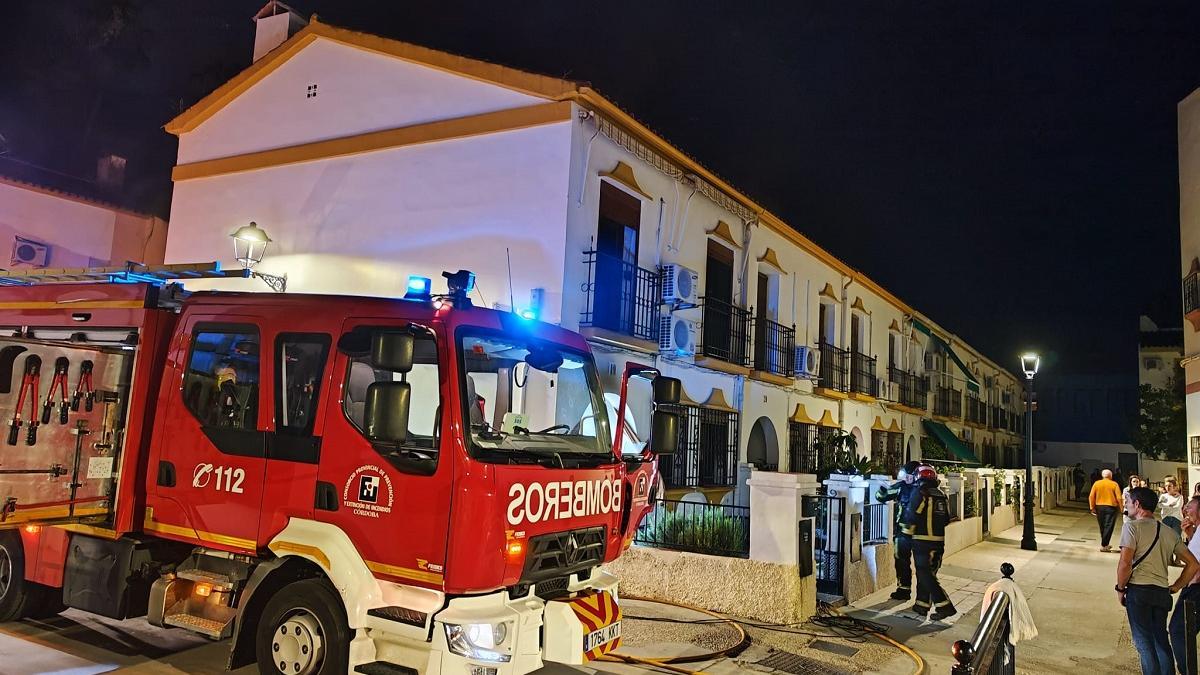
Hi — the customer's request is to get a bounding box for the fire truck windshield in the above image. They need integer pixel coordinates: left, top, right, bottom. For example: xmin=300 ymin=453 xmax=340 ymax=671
xmin=459 ymin=332 xmax=613 ymax=459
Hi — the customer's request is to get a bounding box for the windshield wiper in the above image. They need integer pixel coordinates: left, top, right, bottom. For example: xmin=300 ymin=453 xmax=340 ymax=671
xmin=485 ymin=445 xmax=564 ymax=468
xmin=471 ymin=422 xmax=506 ymax=442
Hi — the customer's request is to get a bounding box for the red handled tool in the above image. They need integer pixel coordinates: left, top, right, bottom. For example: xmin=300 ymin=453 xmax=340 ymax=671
xmin=41 ymin=357 xmax=70 ymax=425
xmin=70 ymin=359 xmax=94 ymax=413
xmin=8 ymin=355 xmax=40 ymax=446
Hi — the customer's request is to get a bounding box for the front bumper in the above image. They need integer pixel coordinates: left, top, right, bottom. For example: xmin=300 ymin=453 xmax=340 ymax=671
xmin=424 ymin=570 xmax=619 ymax=675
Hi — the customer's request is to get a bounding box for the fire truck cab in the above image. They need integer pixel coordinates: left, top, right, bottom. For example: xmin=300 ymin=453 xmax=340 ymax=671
xmin=0 ymin=264 xmax=678 ymax=675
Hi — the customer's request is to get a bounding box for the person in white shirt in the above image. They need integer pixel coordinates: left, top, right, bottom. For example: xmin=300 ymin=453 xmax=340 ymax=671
xmin=1169 ymin=495 xmax=1200 ymax=674
xmin=1160 ymin=480 xmax=1184 ymax=537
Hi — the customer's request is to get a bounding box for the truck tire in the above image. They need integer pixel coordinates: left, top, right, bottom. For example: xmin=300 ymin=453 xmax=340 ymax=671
xmin=255 ymin=578 xmax=350 ymax=675
xmin=0 ymin=531 xmax=46 ymax=622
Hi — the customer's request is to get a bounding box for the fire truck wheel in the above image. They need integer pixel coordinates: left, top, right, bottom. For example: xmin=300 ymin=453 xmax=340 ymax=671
xmin=255 ymin=578 xmax=350 ymax=675
xmin=0 ymin=532 xmax=47 ymax=622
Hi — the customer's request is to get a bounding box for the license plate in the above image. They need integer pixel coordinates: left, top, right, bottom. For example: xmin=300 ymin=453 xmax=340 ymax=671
xmin=583 ymin=621 xmax=621 ymax=653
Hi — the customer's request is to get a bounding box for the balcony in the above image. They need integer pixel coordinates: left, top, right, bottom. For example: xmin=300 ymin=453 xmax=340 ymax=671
xmin=889 ymin=366 xmax=928 ymax=410
xmin=934 ymin=386 xmax=962 ymax=418
xmin=818 ymin=342 xmax=849 ymax=392
xmin=850 ymin=352 xmax=878 ymax=397
xmin=699 ymin=297 xmax=751 ymax=370
xmin=966 ymin=396 xmax=987 ymax=426
xmin=580 ymin=249 xmax=661 ymax=348
xmin=752 ymin=317 xmax=796 ymax=380
xmin=1186 ymin=272 xmax=1200 ymax=330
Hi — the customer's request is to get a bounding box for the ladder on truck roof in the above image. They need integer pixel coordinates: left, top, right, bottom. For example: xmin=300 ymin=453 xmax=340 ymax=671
xmin=0 ymin=261 xmax=252 ymax=286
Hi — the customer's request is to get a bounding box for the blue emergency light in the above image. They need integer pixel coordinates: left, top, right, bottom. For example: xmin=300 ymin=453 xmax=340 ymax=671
xmin=404 ymin=275 xmax=432 ymax=300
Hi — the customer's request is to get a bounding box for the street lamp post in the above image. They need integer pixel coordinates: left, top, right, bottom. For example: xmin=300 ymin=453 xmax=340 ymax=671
xmin=1020 ymin=352 xmax=1040 ymax=551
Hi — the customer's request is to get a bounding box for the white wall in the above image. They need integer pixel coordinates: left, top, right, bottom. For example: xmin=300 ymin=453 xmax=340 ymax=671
xmin=168 ymin=122 xmax=574 ymax=320
xmin=0 ymin=181 xmax=118 ymax=266
xmin=1179 ymin=88 xmax=1200 ymax=491
xmin=178 ymin=37 xmax=544 ymax=164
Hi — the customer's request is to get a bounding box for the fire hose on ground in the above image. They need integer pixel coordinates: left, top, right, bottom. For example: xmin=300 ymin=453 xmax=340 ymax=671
xmin=604 ymin=597 xmax=924 ymax=675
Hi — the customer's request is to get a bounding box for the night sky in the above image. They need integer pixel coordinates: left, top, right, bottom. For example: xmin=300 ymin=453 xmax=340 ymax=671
xmin=3 ymin=1 xmax=1199 ymax=382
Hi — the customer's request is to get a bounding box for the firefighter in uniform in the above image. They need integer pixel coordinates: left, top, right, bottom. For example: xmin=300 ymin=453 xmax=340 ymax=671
xmin=900 ymin=464 xmax=957 ymax=620
xmin=875 ymin=460 xmax=921 ymax=600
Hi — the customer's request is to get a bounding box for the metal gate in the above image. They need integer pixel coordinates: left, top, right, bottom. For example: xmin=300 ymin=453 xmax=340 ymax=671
xmin=802 ymin=495 xmax=845 ymax=596
xmin=980 ymin=487 xmax=990 ymax=536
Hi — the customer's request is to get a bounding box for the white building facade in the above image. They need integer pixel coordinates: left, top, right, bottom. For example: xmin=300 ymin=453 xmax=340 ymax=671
xmin=164 ymin=14 xmax=1027 ymax=504
xmin=1181 ymin=88 xmax=1200 ymax=490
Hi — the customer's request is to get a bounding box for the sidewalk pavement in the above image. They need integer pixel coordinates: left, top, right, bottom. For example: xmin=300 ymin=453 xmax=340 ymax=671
xmin=848 ymin=500 xmax=1143 ymax=674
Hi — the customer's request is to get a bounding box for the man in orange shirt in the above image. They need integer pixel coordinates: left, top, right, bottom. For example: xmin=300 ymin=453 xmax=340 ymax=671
xmin=1090 ymin=468 xmax=1123 ymax=552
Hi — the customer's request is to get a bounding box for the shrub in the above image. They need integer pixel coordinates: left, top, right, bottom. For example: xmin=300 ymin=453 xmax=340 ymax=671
xmin=637 ymin=505 xmax=749 ymax=557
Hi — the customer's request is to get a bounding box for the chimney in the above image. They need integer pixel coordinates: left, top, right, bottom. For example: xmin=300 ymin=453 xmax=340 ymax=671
xmin=252 ymin=1 xmax=307 ymax=63
xmin=96 ymin=154 xmax=127 ymax=192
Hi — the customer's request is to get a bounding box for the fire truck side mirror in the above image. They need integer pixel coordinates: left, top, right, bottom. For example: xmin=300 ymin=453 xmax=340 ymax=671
xmin=364 ymin=381 xmax=411 ymax=445
xmin=371 ymin=332 xmax=414 ymax=373
xmin=649 ymin=410 xmax=678 ymax=455
xmin=653 ymin=376 xmax=682 ymax=405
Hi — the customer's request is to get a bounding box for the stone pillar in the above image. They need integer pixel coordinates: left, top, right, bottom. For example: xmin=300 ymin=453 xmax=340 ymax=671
xmin=748 ymin=470 xmax=820 ymax=564
xmin=734 ymin=463 xmax=753 ymax=507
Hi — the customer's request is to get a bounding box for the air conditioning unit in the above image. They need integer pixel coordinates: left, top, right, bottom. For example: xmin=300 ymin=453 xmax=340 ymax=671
xmin=962 ymin=428 xmax=974 ymax=442
xmin=880 ymin=380 xmax=899 ymax=401
xmin=659 ymin=315 xmax=698 ymax=357
xmin=11 ymin=237 xmax=49 ymax=267
xmin=794 ymin=345 xmax=820 ymax=378
xmin=661 ymin=263 xmax=699 ymax=307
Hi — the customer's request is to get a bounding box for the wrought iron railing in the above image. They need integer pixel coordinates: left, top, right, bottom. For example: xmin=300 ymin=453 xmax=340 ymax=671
xmin=889 ymin=366 xmax=927 ymax=409
xmin=850 ymin=352 xmax=877 ymax=396
xmin=634 ymin=498 xmax=750 ymax=558
xmin=818 ymin=342 xmax=849 ymax=391
xmin=966 ymin=396 xmax=987 ymax=425
xmin=802 ymin=494 xmax=845 ymax=596
xmin=990 ymin=405 xmax=1007 ymax=430
xmin=788 ymin=421 xmax=833 ymax=474
xmin=1185 ymin=272 xmax=1200 ymax=316
xmin=580 ymin=249 xmax=661 ymax=342
xmin=935 ymin=386 xmax=963 ymax=418
xmin=700 ymin=297 xmax=751 ymax=366
xmin=658 ymin=404 xmax=739 ymax=488
xmin=752 ymin=317 xmax=796 ymax=377
xmin=864 ymin=502 xmax=890 ymax=545
xmin=871 ymin=430 xmax=905 ymax=477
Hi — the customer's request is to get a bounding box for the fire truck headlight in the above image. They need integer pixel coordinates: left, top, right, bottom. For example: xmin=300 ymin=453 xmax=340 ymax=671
xmin=445 ymin=622 xmax=512 ymax=662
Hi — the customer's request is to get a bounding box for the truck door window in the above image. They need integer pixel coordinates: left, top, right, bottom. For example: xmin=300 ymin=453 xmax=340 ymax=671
xmin=343 ymin=333 xmax=440 ymax=453
xmin=276 ymin=333 xmax=330 ymax=436
xmin=183 ymin=328 xmax=260 ymax=430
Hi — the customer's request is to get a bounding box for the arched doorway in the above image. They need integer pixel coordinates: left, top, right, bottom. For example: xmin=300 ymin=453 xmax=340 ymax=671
xmin=747 ymin=416 xmax=780 ymax=471
xmin=850 ymin=427 xmax=865 ymax=460
xmin=906 ymin=435 xmax=917 ymax=463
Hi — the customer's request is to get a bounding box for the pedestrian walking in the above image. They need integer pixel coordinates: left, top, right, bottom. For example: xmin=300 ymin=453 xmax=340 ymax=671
xmin=1073 ymin=462 xmax=1086 ymax=500
xmin=1170 ymin=495 xmax=1200 ymax=674
xmin=1161 ymin=480 xmax=1185 ymax=537
xmin=1117 ymin=486 xmax=1200 ymax=675
xmin=876 ymin=460 xmax=921 ymax=600
xmin=1124 ymin=475 xmax=1144 ymax=525
xmin=900 ymin=464 xmax=956 ymax=621
xmin=1091 ymin=469 xmax=1123 ymax=552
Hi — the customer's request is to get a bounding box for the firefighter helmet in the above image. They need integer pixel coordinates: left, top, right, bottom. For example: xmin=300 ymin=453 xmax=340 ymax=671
xmin=916 ymin=464 xmax=938 ymax=482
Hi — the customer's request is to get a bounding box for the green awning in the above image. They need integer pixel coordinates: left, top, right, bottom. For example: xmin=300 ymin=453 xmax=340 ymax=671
xmin=922 ymin=420 xmax=980 ymax=464
xmin=911 ymin=319 xmax=980 ymax=394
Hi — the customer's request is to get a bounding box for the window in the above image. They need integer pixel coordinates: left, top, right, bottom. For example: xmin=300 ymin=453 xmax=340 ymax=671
xmin=1144 ymin=358 xmax=1160 ymax=371
xmin=183 ymin=327 xmax=260 ymax=430
xmin=276 ymin=334 xmax=330 ymax=436
xmin=660 ymin=405 xmax=738 ymax=487
xmin=788 ymin=422 xmax=832 ymax=474
xmin=343 ymin=332 xmax=441 ymax=452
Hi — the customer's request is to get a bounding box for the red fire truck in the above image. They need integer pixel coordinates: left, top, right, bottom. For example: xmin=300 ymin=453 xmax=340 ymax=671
xmin=0 ymin=263 xmax=678 ymax=675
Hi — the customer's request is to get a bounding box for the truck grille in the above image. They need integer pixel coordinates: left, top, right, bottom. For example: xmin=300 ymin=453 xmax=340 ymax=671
xmin=521 ymin=526 xmax=606 ymax=583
